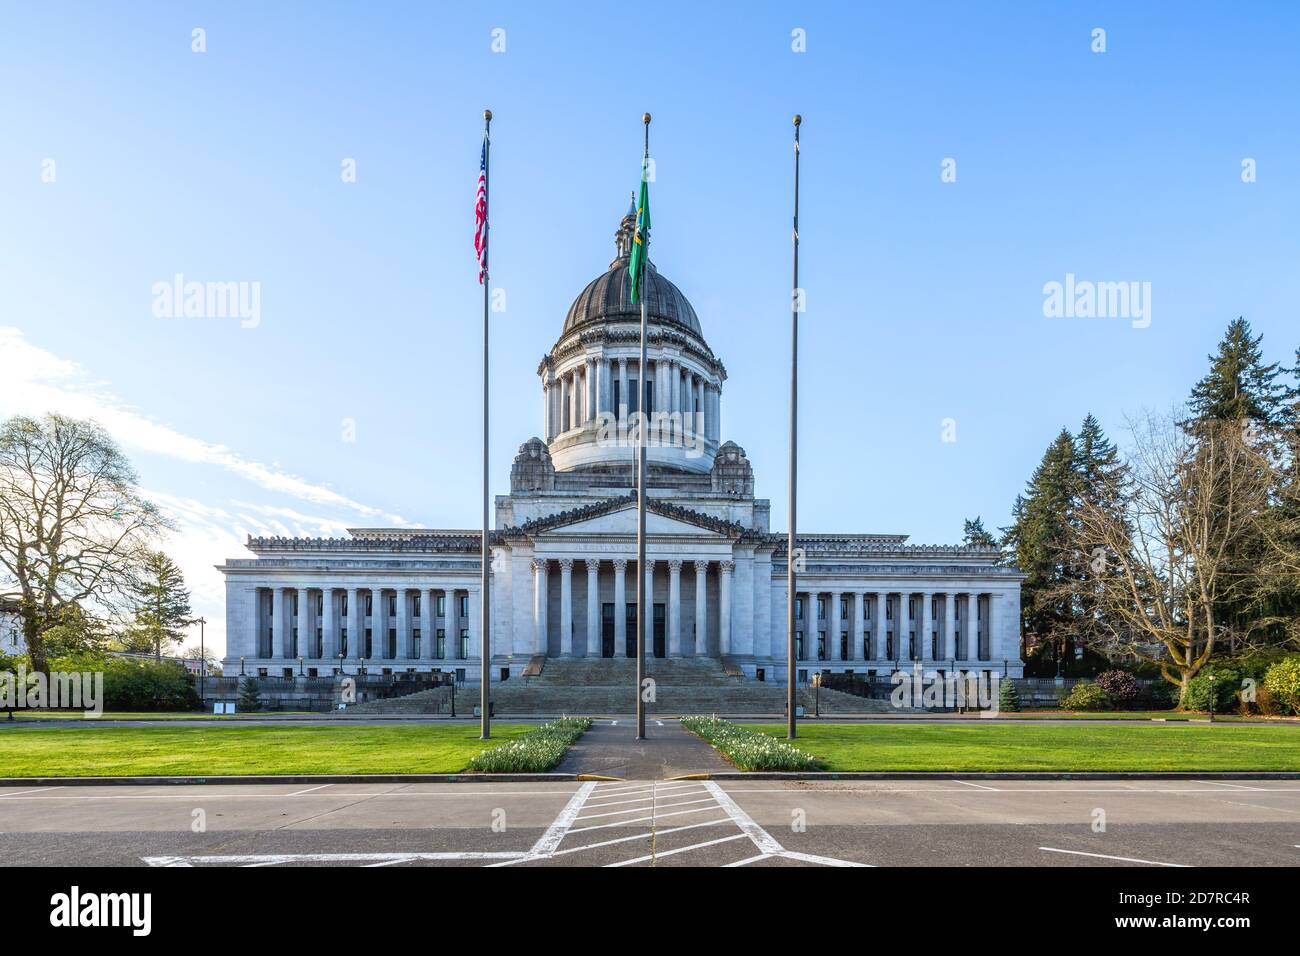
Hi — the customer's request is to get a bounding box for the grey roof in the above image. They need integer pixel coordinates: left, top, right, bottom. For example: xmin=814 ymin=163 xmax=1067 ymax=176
xmin=562 ymin=257 xmax=702 ymax=338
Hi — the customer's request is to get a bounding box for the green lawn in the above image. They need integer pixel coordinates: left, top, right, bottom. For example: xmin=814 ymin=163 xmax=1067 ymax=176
xmin=748 ymin=723 xmax=1300 ymax=772
xmin=0 ymin=724 xmax=535 ymax=777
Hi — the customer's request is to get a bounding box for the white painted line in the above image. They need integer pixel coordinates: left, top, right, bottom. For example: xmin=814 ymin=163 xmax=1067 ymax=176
xmin=607 ymin=833 xmax=747 ymax=867
xmin=0 ymin=786 xmax=62 ymax=798
xmin=703 ymin=782 xmax=785 ymax=855
xmin=778 ymin=850 xmax=871 ymax=867
xmin=141 ymin=851 xmax=527 ymax=866
xmin=551 ymin=819 xmax=733 ymax=858
xmin=568 ymin=804 xmax=719 ymax=834
xmin=955 ymin=780 xmax=999 ymax=791
xmin=578 ymin=796 xmax=717 ymax=821
xmin=1196 ymin=780 xmax=1267 ymax=791
xmin=288 ymin=784 xmax=332 ymax=796
xmin=527 ymin=780 xmax=597 ymax=857
xmin=1038 ymin=847 xmax=1188 ymax=867
xmin=725 ymin=853 xmax=771 ymax=867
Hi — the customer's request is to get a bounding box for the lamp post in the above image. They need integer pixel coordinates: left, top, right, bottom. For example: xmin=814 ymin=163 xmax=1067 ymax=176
xmin=338 ymin=651 xmax=345 ymax=676
xmin=194 ymin=616 xmax=207 ymax=705
xmin=239 ymin=655 xmax=245 ymax=677
xmin=811 ymin=671 xmax=821 ymax=718
xmin=1208 ymin=673 xmax=1217 ymax=723
xmin=298 ymin=656 xmax=304 ymax=677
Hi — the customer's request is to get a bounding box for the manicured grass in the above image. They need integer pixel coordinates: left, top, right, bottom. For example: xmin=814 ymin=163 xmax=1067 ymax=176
xmin=0 ymin=724 xmax=535 ymax=777
xmin=11 ymin=711 xmax=316 ymax=721
xmin=747 ymin=723 xmax=1300 ymax=772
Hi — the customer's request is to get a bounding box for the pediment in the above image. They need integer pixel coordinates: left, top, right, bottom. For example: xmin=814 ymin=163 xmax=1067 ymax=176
xmin=544 ymin=503 xmax=730 ymax=539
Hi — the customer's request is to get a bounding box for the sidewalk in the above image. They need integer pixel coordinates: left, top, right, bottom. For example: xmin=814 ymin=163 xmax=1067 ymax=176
xmin=556 ymin=719 xmax=730 ymax=779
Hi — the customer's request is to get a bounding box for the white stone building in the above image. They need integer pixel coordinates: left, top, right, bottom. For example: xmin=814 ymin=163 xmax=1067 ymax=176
xmin=0 ymin=594 xmax=23 ymax=656
xmin=219 ymin=210 xmax=1024 ymax=684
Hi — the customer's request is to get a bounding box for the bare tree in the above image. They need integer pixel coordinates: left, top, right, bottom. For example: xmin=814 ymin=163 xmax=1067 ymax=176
xmin=0 ymin=414 xmax=166 ymax=673
xmin=1076 ymin=411 xmax=1277 ymax=696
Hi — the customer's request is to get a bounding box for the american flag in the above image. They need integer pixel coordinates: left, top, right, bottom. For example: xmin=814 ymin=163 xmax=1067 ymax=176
xmin=474 ymin=138 xmax=488 ymax=283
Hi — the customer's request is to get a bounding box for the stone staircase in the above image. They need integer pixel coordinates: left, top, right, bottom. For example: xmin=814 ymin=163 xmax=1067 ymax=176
xmin=342 ymin=658 xmax=900 ymax=717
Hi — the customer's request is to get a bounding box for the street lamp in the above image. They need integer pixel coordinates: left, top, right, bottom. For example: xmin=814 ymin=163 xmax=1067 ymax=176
xmin=194 ymin=616 xmax=207 ymax=706
xmin=811 ymin=671 xmax=822 ymax=718
xmin=239 ymin=655 xmax=245 ymax=676
xmin=298 ymin=656 xmax=304 ymax=677
xmin=1208 ymin=673 xmax=1217 ymax=723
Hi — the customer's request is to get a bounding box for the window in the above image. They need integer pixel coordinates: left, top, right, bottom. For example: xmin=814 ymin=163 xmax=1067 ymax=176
xmin=292 ymin=592 xmax=298 ymax=614
xmin=388 ymin=627 xmax=397 ymax=658
xmin=613 ymin=380 xmax=622 ymax=418
xmin=341 ymin=629 xmax=348 ymax=657
xmin=316 ymin=593 xmax=324 ymax=615
xmin=413 ymin=628 xmax=421 ymax=657
xmin=817 ymin=597 xmax=826 ymax=621
xmin=436 ymin=628 xmax=446 ymax=659
xmin=388 ymin=594 xmax=397 ymax=617
xmin=886 ymin=601 xmax=893 ymax=621
xmin=308 ymin=667 xmax=318 ymax=678
xmin=365 ymin=594 xmax=373 ymax=615
xmin=341 ymin=594 xmax=348 ymax=615
xmin=413 ymin=594 xmax=421 ymax=617
xmin=459 ymin=595 xmax=469 ymax=618
xmin=437 ymin=595 xmax=446 ymax=616
xmin=840 ymin=598 xmax=848 ymax=618
xmin=932 ymin=597 xmax=938 ymax=617
xmin=459 ymin=629 xmax=469 ymax=658
xmin=364 ymin=628 xmax=373 ymax=658
xmin=795 ymin=598 xmax=803 ymax=620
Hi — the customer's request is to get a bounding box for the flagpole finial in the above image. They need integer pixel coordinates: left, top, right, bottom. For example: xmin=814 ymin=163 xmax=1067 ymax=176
xmin=793 ymin=114 xmax=801 ymax=127
xmin=643 ymin=112 xmax=651 ymax=125
xmin=484 ymin=109 xmax=492 ymax=122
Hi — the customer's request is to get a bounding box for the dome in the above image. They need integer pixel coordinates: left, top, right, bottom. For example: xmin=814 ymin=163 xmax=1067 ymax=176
xmin=562 ymin=201 xmax=703 ymax=338
xmin=562 ymin=258 xmax=702 ymax=337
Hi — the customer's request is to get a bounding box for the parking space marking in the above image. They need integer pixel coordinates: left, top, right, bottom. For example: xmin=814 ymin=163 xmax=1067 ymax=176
xmin=1038 ymin=847 xmax=1187 ymax=866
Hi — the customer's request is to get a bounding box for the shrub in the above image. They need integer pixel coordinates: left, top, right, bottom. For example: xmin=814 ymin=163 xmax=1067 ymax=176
xmin=237 ymin=677 xmax=263 ymax=712
xmin=1061 ymin=682 xmax=1113 ymax=712
xmin=1182 ymin=666 xmax=1241 ymax=712
xmin=681 ymin=715 xmax=823 ymax=771
xmin=998 ymin=678 xmax=1021 ymax=713
xmin=467 ymin=717 xmax=591 ymax=773
xmin=1094 ymin=670 xmax=1140 ymax=703
xmin=1147 ymin=682 xmax=1177 ymax=710
xmin=1262 ymin=657 xmax=1300 ymax=716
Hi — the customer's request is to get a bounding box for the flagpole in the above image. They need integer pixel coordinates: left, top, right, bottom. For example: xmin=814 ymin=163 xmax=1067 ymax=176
xmin=787 ymin=114 xmax=800 ymax=740
xmin=480 ymin=108 xmax=492 ymax=740
xmin=635 ymin=111 xmax=650 ymax=741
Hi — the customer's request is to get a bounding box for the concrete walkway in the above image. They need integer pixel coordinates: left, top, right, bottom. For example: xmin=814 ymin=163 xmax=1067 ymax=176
xmin=556 ymin=719 xmax=730 ymax=779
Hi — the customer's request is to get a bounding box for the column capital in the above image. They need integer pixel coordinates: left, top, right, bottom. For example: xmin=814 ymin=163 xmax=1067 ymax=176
xmin=667 ymin=559 xmax=683 ymax=572
xmin=583 ymin=558 xmax=600 ymax=575
xmin=695 ymin=559 xmax=709 ymax=573
xmin=558 ymin=557 xmax=574 ymax=572
xmin=531 ymin=558 xmax=547 ymax=574
xmin=720 ymin=560 xmax=735 ymax=574
xmin=612 ymin=558 xmax=628 ymax=571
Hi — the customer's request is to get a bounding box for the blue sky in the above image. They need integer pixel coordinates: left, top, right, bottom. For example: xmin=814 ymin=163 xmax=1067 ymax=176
xmin=3 ymin=2 xmax=1299 ymax=655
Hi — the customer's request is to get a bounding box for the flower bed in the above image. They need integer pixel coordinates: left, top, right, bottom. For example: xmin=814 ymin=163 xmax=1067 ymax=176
xmin=466 ymin=717 xmax=592 ymax=773
xmin=681 ymin=715 xmax=823 ymax=771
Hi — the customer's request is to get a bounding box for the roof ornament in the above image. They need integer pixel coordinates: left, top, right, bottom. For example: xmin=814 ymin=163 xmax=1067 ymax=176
xmin=615 ymin=192 xmax=637 ymax=257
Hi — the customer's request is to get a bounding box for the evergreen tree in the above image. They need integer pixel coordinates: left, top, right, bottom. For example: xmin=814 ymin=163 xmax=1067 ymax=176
xmin=1072 ymin=414 xmax=1129 ymax=651
xmin=1188 ymin=317 xmax=1285 ymax=426
xmin=123 ymin=551 xmax=194 ymax=659
xmin=237 ymin=676 xmax=262 ymax=712
xmin=1001 ymin=429 xmax=1078 ymax=672
xmin=998 ymin=677 xmax=1021 ymax=713
xmin=962 ymin=516 xmax=997 ymax=548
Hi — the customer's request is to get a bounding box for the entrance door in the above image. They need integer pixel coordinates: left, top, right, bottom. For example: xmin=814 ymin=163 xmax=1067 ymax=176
xmin=601 ymin=603 xmax=615 ymax=658
xmin=625 ymin=604 xmax=637 ymax=658
xmin=653 ymin=603 xmax=666 ymax=658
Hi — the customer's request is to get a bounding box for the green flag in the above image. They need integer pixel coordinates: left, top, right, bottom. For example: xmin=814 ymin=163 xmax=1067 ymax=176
xmin=629 ymin=163 xmax=651 ymax=304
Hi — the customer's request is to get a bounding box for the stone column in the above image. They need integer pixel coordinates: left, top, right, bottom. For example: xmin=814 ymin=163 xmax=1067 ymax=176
xmin=829 ymin=590 xmax=842 ymax=662
xmin=295 ymin=587 xmax=310 ymax=659
xmin=719 ymin=560 xmax=734 ymax=655
xmin=696 ymin=377 xmax=706 ymax=440
xmin=943 ymin=593 xmax=956 ymax=662
xmin=395 ymin=589 xmax=409 ymax=660
xmin=643 ymin=559 xmax=655 ymax=656
xmin=617 ymin=358 xmax=629 ymax=419
xmin=613 ymin=559 xmax=628 ymax=657
xmin=852 ymin=592 xmax=864 ymax=661
xmin=920 ymin=591 xmax=933 ymax=661
xmin=531 ymin=561 xmax=547 ymax=656
xmin=971 ymin=592 xmax=982 ymax=660
xmin=585 ymin=560 xmax=600 ymax=657
xmin=468 ymin=587 xmax=481 ymax=661
xmin=875 ymin=591 xmax=888 ymax=662
xmin=585 ymin=357 xmax=596 ymax=423
xmin=694 ymin=560 xmax=708 ymax=657
xmin=320 ymin=587 xmax=335 ymax=661
xmin=431 ymin=587 xmax=447 ymax=660
xmin=559 ymin=374 xmax=570 ymax=434
xmin=346 ymin=587 xmax=361 ymax=662
xmin=444 ymin=586 xmax=458 ymax=659
xmin=559 ymin=559 xmax=574 ymax=657
xmin=371 ymin=588 xmax=386 ymax=659
xmin=667 ymin=560 xmax=682 ymax=656
xmin=684 ymin=370 xmax=696 ymax=434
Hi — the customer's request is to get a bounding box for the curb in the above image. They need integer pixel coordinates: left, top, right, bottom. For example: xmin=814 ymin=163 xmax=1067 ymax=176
xmin=0 ymin=773 xmax=579 ymax=787
xmin=668 ymin=771 xmax=1300 ymax=781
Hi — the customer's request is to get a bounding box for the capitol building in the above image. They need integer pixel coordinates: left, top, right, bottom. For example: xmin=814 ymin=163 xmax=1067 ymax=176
xmin=219 ymin=209 xmax=1024 ymax=686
